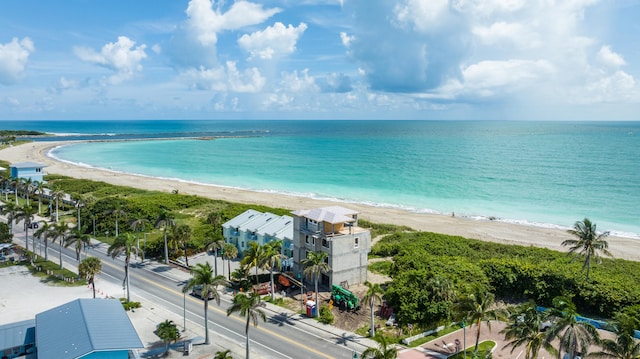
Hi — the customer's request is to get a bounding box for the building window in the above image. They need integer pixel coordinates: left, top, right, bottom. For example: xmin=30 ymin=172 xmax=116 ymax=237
xmin=305 ymin=235 xmax=310 ymax=244
xmin=322 ymin=238 xmax=328 ymax=248
xmin=354 ymin=237 xmax=359 ymax=248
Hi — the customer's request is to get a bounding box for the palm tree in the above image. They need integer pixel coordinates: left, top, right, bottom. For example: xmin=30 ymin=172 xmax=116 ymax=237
xmin=104 ymin=201 xmax=127 ymax=237
xmin=590 ymin=313 xmax=640 ymax=359
xmin=214 ymin=349 xmax=233 ymax=359
xmin=544 ymin=296 xmax=600 ymax=359
xmin=14 ymin=205 xmax=36 ymax=253
xmin=454 ymin=286 xmax=506 ymax=354
xmin=22 ymin=178 xmax=33 ymax=206
xmin=65 ymin=227 xmax=91 ymax=262
xmin=0 ymin=176 xmax=9 ymax=202
xmin=361 ymin=333 xmax=398 ymax=359
xmin=241 ymin=241 xmax=265 ymax=284
xmin=10 ymin=178 xmax=20 ymax=205
xmin=78 ymin=256 xmax=102 ymax=298
xmin=34 ymin=222 xmax=55 ymax=261
xmin=206 ymin=238 xmax=225 ymax=277
xmin=52 ymin=221 xmax=70 ymax=269
xmin=155 ymin=209 xmax=175 ymax=264
xmin=302 ymin=251 xmax=331 ymax=318
xmin=129 ymin=217 xmax=149 ymax=254
xmin=222 ymin=243 xmax=238 ymax=280
xmin=108 ymin=233 xmax=140 ymax=302
xmin=0 ymin=202 xmax=18 ymax=231
xmin=362 ymin=281 xmax=385 ymax=337
xmin=262 ymin=240 xmax=284 ymax=301
xmin=34 ymin=181 xmax=46 ymax=215
xmin=562 ymin=218 xmax=612 ymax=281
xmin=183 ymin=262 xmax=227 ymax=345
xmin=174 ymin=224 xmax=192 ymax=267
xmin=226 ymin=291 xmax=267 ymax=359
xmin=49 ymin=186 xmax=65 ymax=222
xmin=155 ymin=319 xmax=180 ymax=355
xmin=501 ymin=301 xmax=553 ymax=359
xmin=72 ymin=193 xmax=89 ymax=230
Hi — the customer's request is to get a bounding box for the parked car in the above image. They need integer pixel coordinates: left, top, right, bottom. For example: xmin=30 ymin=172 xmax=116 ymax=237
xmin=191 ymin=285 xmax=215 ymax=300
xmin=27 ymin=222 xmax=39 ymax=229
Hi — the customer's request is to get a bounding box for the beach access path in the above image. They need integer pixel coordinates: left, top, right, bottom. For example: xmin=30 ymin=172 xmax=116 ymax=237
xmin=2 ymin=141 xmax=639 ymax=262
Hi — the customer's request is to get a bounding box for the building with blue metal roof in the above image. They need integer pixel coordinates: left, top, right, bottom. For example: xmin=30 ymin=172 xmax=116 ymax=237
xmin=35 ymin=298 xmax=143 ymax=359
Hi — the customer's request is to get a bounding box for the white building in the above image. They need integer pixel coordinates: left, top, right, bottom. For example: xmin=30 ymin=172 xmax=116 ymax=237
xmin=291 ymin=206 xmax=371 ymax=287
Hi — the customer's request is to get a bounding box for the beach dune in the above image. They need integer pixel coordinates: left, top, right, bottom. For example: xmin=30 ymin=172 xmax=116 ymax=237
xmin=2 ymin=141 xmax=639 ymax=261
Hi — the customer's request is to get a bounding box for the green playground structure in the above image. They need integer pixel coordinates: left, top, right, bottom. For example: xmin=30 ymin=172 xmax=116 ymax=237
xmin=331 ymin=284 xmax=359 ymax=310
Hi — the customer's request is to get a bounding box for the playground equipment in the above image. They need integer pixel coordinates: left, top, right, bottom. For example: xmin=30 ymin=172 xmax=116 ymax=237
xmin=331 ymin=284 xmax=359 ymax=310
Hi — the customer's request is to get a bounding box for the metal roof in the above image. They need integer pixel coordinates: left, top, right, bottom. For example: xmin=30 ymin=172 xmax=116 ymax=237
xmin=223 ymin=209 xmax=262 ymax=228
xmin=291 ymin=206 xmax=358 ymax=224
xmin=35 ymin=298 xmax=143 ymax=359
xmin=0 ymin=319 xmax=35 ymax=351
xmin=223 ymin=210 xmax=293 ymax=240
xmin=9 ymin=162 xmax=47 ymax=169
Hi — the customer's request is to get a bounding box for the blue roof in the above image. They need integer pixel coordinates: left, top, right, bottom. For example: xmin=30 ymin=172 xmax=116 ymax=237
xmin=35 ymin=299 xmax=143 ymax=359
xmin=0 ymin=319 xmax=35 ymax=351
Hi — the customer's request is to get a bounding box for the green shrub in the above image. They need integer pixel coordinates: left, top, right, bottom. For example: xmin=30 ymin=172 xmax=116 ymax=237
xmin=120 ymin=298 xmax=142 ymax=311
xmin=318 ymin=305 xmax=334 ymax=324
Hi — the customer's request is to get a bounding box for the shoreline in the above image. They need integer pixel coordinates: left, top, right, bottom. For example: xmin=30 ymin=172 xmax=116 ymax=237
xmin=3 ymin=141 xmax=639 ymax=262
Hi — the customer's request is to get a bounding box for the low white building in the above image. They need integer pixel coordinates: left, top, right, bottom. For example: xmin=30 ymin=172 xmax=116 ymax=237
xmin=222 ymin=209 xmax=294 ymax=270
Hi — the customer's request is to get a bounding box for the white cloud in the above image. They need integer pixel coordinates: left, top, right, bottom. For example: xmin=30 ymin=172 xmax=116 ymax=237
xmin=185 ymin=0 xmax=280 ymax=46
xmin=74 ymin=36 xmax=147 ymax=84
xmin=181 ymin=61 xmax=265 ymax=93
xmin=238 ymin=22 xmax=308 ymax=60
xmin=0 ymin=37 xmax=35 ymax=85
xmin=472 ymin=22 xmax=537 ymax=49
xmin=462 ymin=59 xmax=554 ymax=92
xmin=597 ymin=45 xmax=626 ymax=68
xmin=279 ymin=69 xmax=319 ymax=93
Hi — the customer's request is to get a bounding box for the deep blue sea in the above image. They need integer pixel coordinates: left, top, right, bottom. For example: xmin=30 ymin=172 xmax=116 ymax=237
xmin=2 ymin=120 xmax=639 ymax=238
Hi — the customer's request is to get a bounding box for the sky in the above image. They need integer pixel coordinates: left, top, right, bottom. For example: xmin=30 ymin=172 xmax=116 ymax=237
xmin=0 ymin=0 xmax=639 ymax=121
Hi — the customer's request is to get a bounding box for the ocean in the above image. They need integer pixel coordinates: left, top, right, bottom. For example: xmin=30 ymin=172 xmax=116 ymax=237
xmin=3 ymin=120 xmax=639 ymax=238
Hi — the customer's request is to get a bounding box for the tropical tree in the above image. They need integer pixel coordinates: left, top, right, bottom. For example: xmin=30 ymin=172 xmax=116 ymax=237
xmin=362 ymin=281 xmax=385 ymax=337
xmin=183 ymin=262 xmax=227 ymax=345
xmin=241 ymin=241 xmax=265 ymax=284
xmin=108 ymin=233 xmax=140 ymax=302
xmin=104 ymin=200 xmax=127 ymax=237
xmin=501 ymin=301 xmax=554 ymax=359
xmin=34 ymin=181 xmax=46 ymax=214
xmin=454 ymin=286 xmax=507 ymax=354
xmin=302 ymin=251 xmax=331 ymax=318
xmin=155 ymin=319 xmax=180 ymax=355
xmin=155 ymin=209 xmax=175 ymax=264
xmin=214 ymin=349 xmax=233 ymax=359
xmin=206 ymin=238 xmax=225 ymax=277
xmin=79 ymin=256 xmax=102 ymax=298
xmin=0 ymin=176 xmax=9 ymax=202
xmin=361 ymin=333 xmax=398 ymax=359
xmin=544 ymin=296 xmax=600 ymax=359
xmin=52 ymin=221 xmax=70 ymax=269
xmin=129 ymin=216 xmax=148 ymax=254
xmin=589 ymin=313 xmax=640 ymax=359
xmin=22 ymin=178 xmax=33 ymax=206
xmin=174 ymin=224 xmax=192 ymax=267
xmin=262 ymin=240 xmax=285 ymax=301
xmin=0 ymin=201 xmax=18 ymax=230
xmin=34 ymin=222 xmax=55 ymax=261
xmin=226 ymin=291 xmax=267 ymax=359
xmin=72 ymin=193 xmax=90 ymax=230
xmin=10 ymin=178 xmax=20 ymax=204
xmin=562 ymin=218 xmax=613 ymax=281
xmin=65 ymin=227 xmax=91 ymax=262
xmin=222 ymin=243 xmax=238 ymax=280
xmin=50 ymin=186 xmax=65 ymax=222
xmin=14 ymin=205 xmax=36 ymax=253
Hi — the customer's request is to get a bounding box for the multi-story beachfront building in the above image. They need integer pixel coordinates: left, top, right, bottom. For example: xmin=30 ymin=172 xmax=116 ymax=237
xmin=222 ymin=209 xmax=294 ymax=270
xmin=291 ymin=206 xmax=371 ymax=287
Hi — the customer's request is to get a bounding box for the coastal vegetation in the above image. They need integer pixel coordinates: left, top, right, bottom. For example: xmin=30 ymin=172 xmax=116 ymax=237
xmin=2 ymin=160 xmax=639 ymax=356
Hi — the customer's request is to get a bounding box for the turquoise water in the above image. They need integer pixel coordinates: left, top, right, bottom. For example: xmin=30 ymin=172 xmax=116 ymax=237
xmin=3 ymin=120 xmax=638 ymax=237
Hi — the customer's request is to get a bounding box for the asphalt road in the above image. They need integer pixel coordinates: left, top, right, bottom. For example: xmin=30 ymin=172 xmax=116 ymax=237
xmin=8 ymin=220 xmax=373 ymax=359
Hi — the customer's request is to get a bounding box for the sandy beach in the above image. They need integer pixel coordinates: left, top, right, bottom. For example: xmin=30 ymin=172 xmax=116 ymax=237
xmin=2 ymin=141 xmax=639 ymax=261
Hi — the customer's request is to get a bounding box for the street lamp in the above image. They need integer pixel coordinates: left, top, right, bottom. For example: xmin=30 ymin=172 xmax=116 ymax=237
xmin=143 ymin=233 xmax=148 ymax=263
xmin=105 ymin=230 xmax=109 ymax=242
